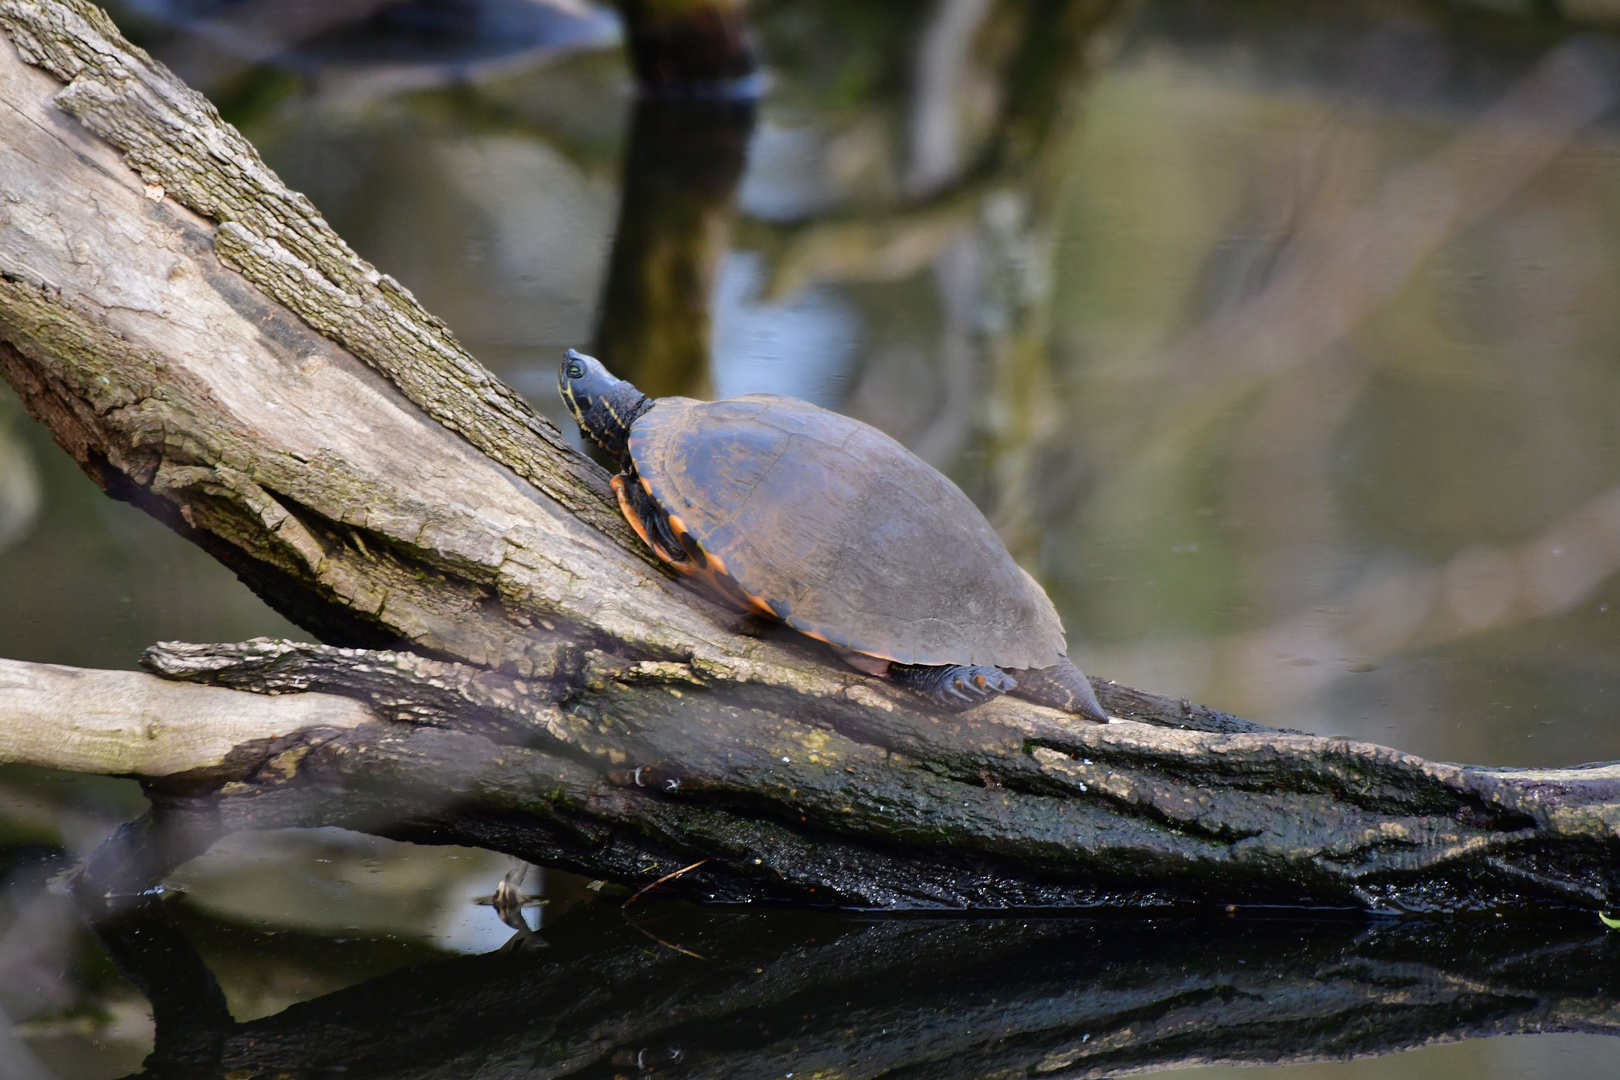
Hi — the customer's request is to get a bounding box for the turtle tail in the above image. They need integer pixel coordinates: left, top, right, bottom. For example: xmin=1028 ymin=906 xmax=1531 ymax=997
xmin=1009 ymin=658 xmax=1109 ymax=724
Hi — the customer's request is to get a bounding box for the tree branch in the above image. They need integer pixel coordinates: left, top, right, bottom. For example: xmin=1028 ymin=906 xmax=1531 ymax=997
xmin=0 ymin=656 xmax=373 ymax=777
xmin=6 ymin=637 xmax=1615 ymax=913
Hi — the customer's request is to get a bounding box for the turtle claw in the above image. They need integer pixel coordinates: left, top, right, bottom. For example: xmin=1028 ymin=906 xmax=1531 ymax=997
xmin=889 ymin=663 xmax=1017 ymax=711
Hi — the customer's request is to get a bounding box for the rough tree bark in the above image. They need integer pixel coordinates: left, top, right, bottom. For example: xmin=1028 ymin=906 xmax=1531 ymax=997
xmin=0 ymin=0 xmax=1618 ymax=914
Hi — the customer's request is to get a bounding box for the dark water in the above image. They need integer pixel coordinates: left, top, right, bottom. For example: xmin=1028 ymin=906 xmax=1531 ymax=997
xmin=5 ymin=0 xmax=1620 ymax=1074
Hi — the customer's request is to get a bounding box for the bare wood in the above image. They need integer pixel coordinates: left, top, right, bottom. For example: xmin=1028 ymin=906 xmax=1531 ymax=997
xmin=0 ymin=0 xmax=1618 ymax=915
xmin=0 ymin=657 xmax=374 ymax=776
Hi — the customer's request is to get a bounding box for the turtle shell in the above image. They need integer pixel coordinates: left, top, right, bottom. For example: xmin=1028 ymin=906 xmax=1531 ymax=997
xmin=629 ymin=394 xmax=1067 ymax=670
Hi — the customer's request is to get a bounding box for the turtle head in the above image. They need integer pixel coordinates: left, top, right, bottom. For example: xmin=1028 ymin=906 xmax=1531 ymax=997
xmin=558 ymin=350 xmax=648 ymax=466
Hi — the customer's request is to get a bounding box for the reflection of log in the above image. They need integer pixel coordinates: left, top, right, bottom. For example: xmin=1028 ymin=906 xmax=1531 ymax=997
xmin=83 ymin=892 xmax=233 ymax=1077
xmin=3 ymin=1 xmax=1620 ymax=917
xmin=590 ymin=96 xmax=754 ymax=399
xmin=103 ymin=897 xmax=1620 ymax=1079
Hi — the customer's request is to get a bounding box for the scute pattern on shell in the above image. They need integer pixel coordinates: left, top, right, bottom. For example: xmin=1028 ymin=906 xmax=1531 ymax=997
xmin=630 ymin=395 xmax=1067 ymax=670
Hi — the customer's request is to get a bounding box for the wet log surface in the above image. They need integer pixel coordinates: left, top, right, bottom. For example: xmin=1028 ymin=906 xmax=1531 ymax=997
xmin=0 ymin=0 xmax=1618 ymax=919
xmin=97 ymin=895 xmax=1620 ymax=1080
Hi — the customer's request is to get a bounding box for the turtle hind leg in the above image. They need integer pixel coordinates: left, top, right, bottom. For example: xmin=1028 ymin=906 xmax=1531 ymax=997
xmin=1009 ymin=658 xmax=1109 ymax=723
xmin=889 ymin=663 xmax=1017 ymax=711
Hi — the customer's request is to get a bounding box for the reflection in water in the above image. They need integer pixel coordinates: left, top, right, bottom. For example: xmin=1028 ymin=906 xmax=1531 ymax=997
xmin=165 ymin=829 xmax=533 ymax=960
xmin=735 ymin=120 xmax=838 ymax=220
xmin=113 ymin=0 xmax=620 ymax=104
xmin=73 ymin=894 xmax=1620 ymax=1079
xmin=908 ymin=0 xmax=996 ymax=194
xmin=1076 ymin=37 xmax=1620 ymax=727
xmin=1038 ymin=20 xmax=1620 ymax=761
xmin=0 ymin=410 xmax=40 ymax=556
xmin=437 ymin=134 xmax=618 ymax=328
xmin=709 ymin=250 xmax=859 ymax=407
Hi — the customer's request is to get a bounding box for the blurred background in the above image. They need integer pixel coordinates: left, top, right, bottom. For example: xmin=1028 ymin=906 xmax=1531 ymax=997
xmin=4 ymin=0 xmax=1620 ymax=1074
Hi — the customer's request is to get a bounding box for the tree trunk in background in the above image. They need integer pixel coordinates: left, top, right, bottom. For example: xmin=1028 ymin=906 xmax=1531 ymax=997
xmin=0 ymin=0 xmax=1619 ymax=918
xmin=590 ymin=95 xmax=754 ymax=401
xmin=613 ymin=0 xmax=756 ymax=91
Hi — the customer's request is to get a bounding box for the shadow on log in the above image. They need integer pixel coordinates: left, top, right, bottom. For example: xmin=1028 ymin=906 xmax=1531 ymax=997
xmin=91 ymin=894 xmax=1620 ymax=1079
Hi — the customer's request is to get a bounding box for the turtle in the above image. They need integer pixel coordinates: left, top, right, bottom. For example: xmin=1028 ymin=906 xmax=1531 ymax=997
xmin=558 ymin=350 xmax=1109 ymax=722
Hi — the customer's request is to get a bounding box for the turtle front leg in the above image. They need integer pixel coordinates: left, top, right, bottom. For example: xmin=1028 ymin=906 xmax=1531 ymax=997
xmin=611 ymin=472 xmax=692 ymax=569
xmin=888 ymin=663 xmax=1017 ymax=711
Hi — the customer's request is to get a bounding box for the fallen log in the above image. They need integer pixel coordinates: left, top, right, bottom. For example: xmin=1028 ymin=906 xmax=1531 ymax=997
xmin=12 ymin=636 xmax=1620 ymax=913
xmin=0 ymin=0 xmax=1618 ymax=914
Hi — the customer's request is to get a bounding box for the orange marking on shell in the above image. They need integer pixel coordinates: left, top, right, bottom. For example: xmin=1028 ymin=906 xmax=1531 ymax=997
xmin=610 ymin=475 xmax=650 ymax=544
xmin=718 ymin=574 xmax=778 ymax=620
xmin=662 ymin=511 xmax=707 ymax=566
xmin=701 ymin=542 xmax=733 ymax=581
xmin=688 ymin=545 xmax=777 ymax=619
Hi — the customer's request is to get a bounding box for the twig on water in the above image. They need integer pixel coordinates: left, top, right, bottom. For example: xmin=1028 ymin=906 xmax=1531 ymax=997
xmin=622 ymin=859 xmax=708 ymax=910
